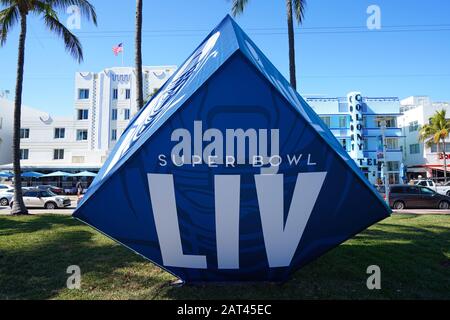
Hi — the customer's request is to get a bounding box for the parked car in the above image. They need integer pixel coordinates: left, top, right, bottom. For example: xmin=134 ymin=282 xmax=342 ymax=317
xmin=414 ymin=179 xmax=450 ymax=196
xmin=0 ymin=189 xmax=14 ymax=206
xmin=0 ymin=184 xmax=13 ymax=192
xmin=9 ymin=189 xmax=71 ymax=209
xmin=35 ymin=185 xmax=64 ymax=195
xmin=387 ymin=184 xmax=450 ymax=210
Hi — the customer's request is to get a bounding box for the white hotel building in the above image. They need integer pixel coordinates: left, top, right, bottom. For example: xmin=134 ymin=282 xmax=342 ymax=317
xmin=306 ymin=92 xmax=404 ymax=185
xmin=0 ymin=66 xmax=176 ymax=172
xmin=399 ymin=96 xmax=450 ymax=181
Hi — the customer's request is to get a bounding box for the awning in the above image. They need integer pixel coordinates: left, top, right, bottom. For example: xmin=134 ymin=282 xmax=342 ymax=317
xmin=429 ymin=166 xmax=450 ymax=173
xmin=407 ymin=167 xmax=429 ymax=173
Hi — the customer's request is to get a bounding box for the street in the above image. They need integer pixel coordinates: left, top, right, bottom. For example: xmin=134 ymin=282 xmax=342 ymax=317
xmin=1 ymin=201 xmax=450 ymax=216
xmin=0 ymin=197 xmax=77 ymax=215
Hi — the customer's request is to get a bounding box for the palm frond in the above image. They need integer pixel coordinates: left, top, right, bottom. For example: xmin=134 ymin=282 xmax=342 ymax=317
xmin=292 ymin=0 xmax=306 ymax=24
xmin=0 ymin=5 xmax=19 ymax=46
xmin=231 ymin=0 xmax=249 ymax=17
xmin=0 ymin=0 xmax=16 ymax=7
xmin=419 ymin=109 xmax=450 ymax=148
xmin=41 ymin=5 xmax=83 ymax=62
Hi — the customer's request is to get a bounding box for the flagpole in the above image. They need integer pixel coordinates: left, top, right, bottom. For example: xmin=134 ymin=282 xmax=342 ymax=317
xmin=121 ymin=49 xmax=124 ymax=67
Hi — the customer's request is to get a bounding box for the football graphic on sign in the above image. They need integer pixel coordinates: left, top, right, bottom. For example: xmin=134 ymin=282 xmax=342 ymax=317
xmin=74 ymin=15 xmax=391 ymax=283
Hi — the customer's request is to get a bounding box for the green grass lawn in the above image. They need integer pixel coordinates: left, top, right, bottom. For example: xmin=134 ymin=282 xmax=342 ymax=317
xmin=0 ymin=214 xmax=449 ymax=300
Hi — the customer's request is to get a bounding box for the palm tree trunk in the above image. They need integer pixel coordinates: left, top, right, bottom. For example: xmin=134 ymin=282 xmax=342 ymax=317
xmin=444 ymin=140 xmax=448 ymax=183
xmin=135 ymin=0 xmax=144 ymax=110
xmin=286 ymin=0 xmax=297 ymax=90
xmin=11 ymin=13 xmax=28 ymax=215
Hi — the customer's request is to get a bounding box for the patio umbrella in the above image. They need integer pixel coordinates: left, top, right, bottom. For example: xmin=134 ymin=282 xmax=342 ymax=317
xmin=0 ymin=171 xmax=13 ymax=178
xmin=42 ymin=171 xmax=72 ymax=177
xmin=42 ymin=171 xmax=72 ymax=189
xmin=20 ymin=172 xmax=44 ymax=188
xmin=21 ymin=171 xmax=44 ymax=178
xmin=71 ymin=171 xmax=97 ymax=177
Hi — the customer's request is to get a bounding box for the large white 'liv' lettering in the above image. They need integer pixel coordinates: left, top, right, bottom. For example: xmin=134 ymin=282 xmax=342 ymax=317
xmin=147 ymin=174 xmax=207 ymax=269
xmin=255 ymin=173 xmax=327 ymax=268
xmin=215 ymin=175 xmax=241 ymax=269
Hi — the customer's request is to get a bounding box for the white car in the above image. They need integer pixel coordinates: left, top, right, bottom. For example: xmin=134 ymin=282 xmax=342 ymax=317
xmin=0 ymin=184 xmax=13 ymax=192
xmin=10 ymin=189 xmax=72 ymax=209
xmin=0 ymin=189 xmax=14 ymax=206
xmin=415 ymin=179 xmax=450 ymax=196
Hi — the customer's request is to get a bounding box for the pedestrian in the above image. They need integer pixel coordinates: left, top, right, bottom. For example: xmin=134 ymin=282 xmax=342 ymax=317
xmin=76 ymin=180 xmax=84 ymax=197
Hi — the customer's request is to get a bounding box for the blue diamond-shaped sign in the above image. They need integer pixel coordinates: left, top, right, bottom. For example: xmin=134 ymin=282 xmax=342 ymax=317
xmin=74 ymin=15 xmax=391 ymax=283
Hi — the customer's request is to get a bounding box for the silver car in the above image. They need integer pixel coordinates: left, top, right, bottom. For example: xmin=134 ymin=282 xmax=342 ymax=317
xmin=10 ymin=189 xmax=71 ymax=209
xmin=0 ymin=189 xmax=14 ymax=206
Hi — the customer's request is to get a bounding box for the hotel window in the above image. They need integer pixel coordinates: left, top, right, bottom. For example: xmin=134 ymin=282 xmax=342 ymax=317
xmin=125 ymin=89 xmax=131 ymax=100
xmin=409 ymin=121 xmax=419 ymax=132
xmin=430 ymin=143 xmax=450 ymax=153
xmin=54 ymin=128 xmax=65 ymax=139
xmin=113 ymin=89 xmax=118 ymax=100
xmin=20 ymin=128 xmax=30 ymax=139
xmin=385 ymin=138 xmax=399 ymax=150
xmin=363 ymin=138 xmax=369 ymax=151
xmin=72 ymin=156 xmax=85 ymax=164
xmin=112 ymin=109 xmax=118 ymax=121
xmin=376 ymin=117 xmax=396 ymax=128
xmin=76 ymin=129 xmax=88 ymax=141
xmin=339 ymin=116 xmax=347 ymax=128
xmin=53 ymin=149 xmax=64 ymax=160
xmin=388 ymin=173 xmax=400 ymax=185
xmin=111 ymin=129 xmax=118 ymax=141
xmin=386 ymin=161 xmax=400 ymax=172
xmin=124 ymin=109 xmax=130 ymax=120
xmin=320 ymin=116 xmax=331 ymax=127
xmin=410 ymin=144 xmax=420 ymax=154
xmin=385 ymin=118 xmax=396 ymax=128
xmin=77 ymin=109 xmax=89 ymax=120
xmin=78 ymin=89 xmax=89 ymax=100
xmin=20 ymin=149 xmax=29 ymax=160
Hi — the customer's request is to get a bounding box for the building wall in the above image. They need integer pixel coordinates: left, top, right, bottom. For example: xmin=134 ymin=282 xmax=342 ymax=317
xmin=0 ymin=98 xmax=52 ymax=165
xmin=74 ymin=66 xmax=176 ymax=155
xmin=306 ymin=92 xmax=403 ymax=185
xmin=0 ymin=99 xmax=12 ymax=165
xmin=399 ymin=96 xmax=450 ymax=179
xmin=0 ymin=65 xmax=177 ymax=172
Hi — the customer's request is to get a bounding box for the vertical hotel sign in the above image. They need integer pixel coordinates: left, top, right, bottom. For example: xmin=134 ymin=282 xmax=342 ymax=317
xmin=349 ymin=92 xmax=364 ymax=161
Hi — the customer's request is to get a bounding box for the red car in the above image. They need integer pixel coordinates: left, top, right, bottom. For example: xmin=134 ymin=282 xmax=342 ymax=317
xmin=36 ymin=185 xmax=64 ymax=195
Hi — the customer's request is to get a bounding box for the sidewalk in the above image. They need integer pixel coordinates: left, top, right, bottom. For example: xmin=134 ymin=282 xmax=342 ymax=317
xmin=393 ymin=209 xmax=450 ymax=215
xmin=0 ymin=197 xmax=76 ymax=216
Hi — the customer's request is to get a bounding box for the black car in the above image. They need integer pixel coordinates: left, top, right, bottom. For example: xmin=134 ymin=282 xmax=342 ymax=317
xmin=388 ymin=185 xmax=450 ymax=210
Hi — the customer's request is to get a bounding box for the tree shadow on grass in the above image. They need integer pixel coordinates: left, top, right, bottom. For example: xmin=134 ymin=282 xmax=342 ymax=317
xmin=0 ymin=215 xmax=449 ymax=300
xmin=160 ymin=218 xmax=450 ymax=300
xmin=0 ymin=215 xmax=74 ymax=237
xmin=0 ymin=216 xmax=160 ymax=300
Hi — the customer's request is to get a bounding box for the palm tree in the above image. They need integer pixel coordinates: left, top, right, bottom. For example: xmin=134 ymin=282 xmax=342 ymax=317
xmin=0 ymin=0 xmax=96 ymax=215
xmin=135 ymin=0 xmax=144 ymax=110
xmin=232 ymin=0 xmax=306 ymax=90
xmin=419 ymin=109 xmax=450 ymax=183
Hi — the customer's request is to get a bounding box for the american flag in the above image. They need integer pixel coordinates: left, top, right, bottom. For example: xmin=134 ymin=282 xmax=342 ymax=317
xmin=112 ymin=43 xmax=123 ymax=56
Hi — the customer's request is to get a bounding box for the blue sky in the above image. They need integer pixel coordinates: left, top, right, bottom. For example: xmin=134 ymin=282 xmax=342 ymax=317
xmin=0 ymin=0 xmax=449 ymax=116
